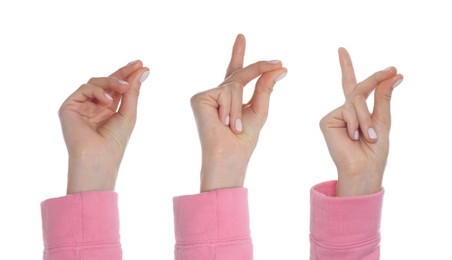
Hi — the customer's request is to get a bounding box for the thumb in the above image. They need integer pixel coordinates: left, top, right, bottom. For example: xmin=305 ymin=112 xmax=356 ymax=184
xmin=117 ymin=67 xmax=150 ymax=127
xmin=248 ymin=68 xmax=287 ymax=121
xmin=372 ymin=74 xmax=403 ymax=127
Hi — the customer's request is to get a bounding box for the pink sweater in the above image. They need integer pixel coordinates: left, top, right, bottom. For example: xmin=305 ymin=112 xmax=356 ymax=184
xmin=41 ymin=181 xmax=383 ymax=259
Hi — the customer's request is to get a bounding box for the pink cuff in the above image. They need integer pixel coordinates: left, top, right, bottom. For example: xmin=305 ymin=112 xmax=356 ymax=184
xmin=173 ymin=188 xmax=251 ymax=244
xmin=41 ymin=191 xmax=121 ymax=260
xmin=310 ymin=180 xmax=383 ymax=258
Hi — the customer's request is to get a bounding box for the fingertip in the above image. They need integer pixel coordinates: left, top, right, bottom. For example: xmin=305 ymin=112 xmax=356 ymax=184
xmin=118 ymin=79 xmax=129 ymax=85
xmin=338 ymin=47 xmax=350 ymax=58
xmin=225 ymin=115 xmax=230 ymax=126
xmin=353 ymin=129 xmax=360 ymax=141
xmin=235 ymin=118 xmax=243 ymax=133
xmin=367 ymin=127 xmax=378 ymax=141
xmin=103 ymin=92 xmax=114 ymax=102
xmin=392 ymin=75 xmax=404 ymax=89
xmin=127 ymin=59 xmax=142 ymax=67
xmin=275 ymin=69 xmax=288 ymax=82
xmin=139 ymin=69 xmax=150 ymax=83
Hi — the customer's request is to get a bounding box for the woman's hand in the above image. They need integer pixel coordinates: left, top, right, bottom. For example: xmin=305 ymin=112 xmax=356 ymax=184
xmin=320 ymin=48 xmax=403 ymax=197
xmin=59 ymin=61 xmax=149 ymax=194
xmin=191 ymin=34 xmax=287 ymax=192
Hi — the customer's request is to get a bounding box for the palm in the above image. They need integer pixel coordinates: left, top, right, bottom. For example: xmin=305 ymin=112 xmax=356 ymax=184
xmin=196 ymin=94 xmax=265 ymax=164
xmin=60 ymin=99 xmax=127 ymax=162
xmin=325 ymin=113 xmax=389 ymax=176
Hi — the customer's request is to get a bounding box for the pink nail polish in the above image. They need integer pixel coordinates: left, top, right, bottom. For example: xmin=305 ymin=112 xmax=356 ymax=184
xmin=354 ymin=130 xmax=360 ymax=140
xmin=104 ymin=93 xmax=113 ymax=101
xmin=235 ymin=118 xmax=243 ymax=132
xmin=392 ymin=78 xmax=403 ymax=88
xmin=128 ymin=60 xmax=139 ymax=66
xmin=275 ymin=72 xmax=287 ymax=82
xmin=368 ymin=128 xmax=377 ymax=139
xmin=225 ymin=115 xmax=230 ymax=126
xmin=139 ymin=71 xmax=150 ymax=83
xmin=118 ymin=80 xmax=129 ymax=85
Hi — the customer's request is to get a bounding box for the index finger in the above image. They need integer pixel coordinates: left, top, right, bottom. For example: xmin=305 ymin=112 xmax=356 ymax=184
xmin=222 ymin=60 xmax=283 ymax=87
xmin=109 ymin=60 xmax=144 ymax=80
xmin=225 ymin=34 xmax=246 ymax=79
xmin=338 ymin=47 xmax=357 ymax=99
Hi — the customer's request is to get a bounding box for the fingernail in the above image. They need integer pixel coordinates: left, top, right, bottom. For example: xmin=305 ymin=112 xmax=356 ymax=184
xmin=354 ymin=130 xmax=360 ymax=140
xmin=275 ymin=72 xmax=287 ymax=82
xmin=392 ymin=78 xmax=403 ymax=89
xmin=104 ymin=93 xmax=113 ymax=101
xmin=128 ymin=60 xmax=139 ymax=66
xmin=139 ymin=70 xmax=150 ymax=83
xmin=225 ymin=115 xmax=230 ymax=126
xmin=235 ymin=118 xmax=243 ymax=132
xmin=268 ymin=60 xmax=281 ymax=64
xmin=384 ymin=66 xmax=394 ymax=71
xmin=118 ymin=80 xmax=129 ymax=85
xmin=368 ymin=128 xmax=377 ymax=139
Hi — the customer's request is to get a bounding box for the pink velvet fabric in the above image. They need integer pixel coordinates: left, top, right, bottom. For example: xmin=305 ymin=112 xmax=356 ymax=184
xmin=41 ymin=191 xmax=121 ymax=260
xmin=310 ymin=180 xmax=384 ymax=259
xmin=173 ymin=188 xmax=252 ymax=260
xmin=41 ymin=181 xmax=383 ymax=259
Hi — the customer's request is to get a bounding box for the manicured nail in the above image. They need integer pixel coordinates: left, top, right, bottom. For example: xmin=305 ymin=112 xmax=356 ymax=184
xmin=368 ymin=128 xmax=377 ymax=139
xmin=384 ymin=66 xmax=394 ymax=71
xmin=225 ymin=115 xmax=230 ymax=126
xmin=139 ymin=70 xmax=150 ymax=83
xmin=275 ymin=72 xmax=287 ymax=82
xmin=354 ymin=130 xmax=360 ymax=140
xmin=392 ymin=78 xmax=403 ymax=89
xmin=128 ymin=60 xmax=139 ymax=66
xmin=235 ymin=118 xmax=243 ymax=132
xmin=268 ymin=60 xmax=281 ymax=64
xmin=118 ymin=80 xmax=129 ymax=85
xmin=104 ymin=93 xmax=113 ymax=101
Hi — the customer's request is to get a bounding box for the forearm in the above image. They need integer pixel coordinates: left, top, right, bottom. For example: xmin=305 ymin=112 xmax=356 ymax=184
xmin=310 ymin=180 xmax=383 ymax=260
xmin=173 ymin=188 xmax=253 ymax=260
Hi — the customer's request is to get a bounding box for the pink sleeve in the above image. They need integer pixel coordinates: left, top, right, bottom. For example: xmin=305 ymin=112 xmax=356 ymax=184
xmin=173 ymin=188 xmax=253 ymax=260
xmin=310 ymin=180 xmax=384 ymax=260
xmin=41 ymin=191 xmax=121 ymax=260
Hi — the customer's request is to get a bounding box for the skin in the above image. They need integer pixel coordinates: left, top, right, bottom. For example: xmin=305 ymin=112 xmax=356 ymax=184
xmin=59 ymin=61 xmax=149 ymax=194
xmin=59 ymin=35 xmax=402 ymax=198
xmin=191 ymin=34 xmax=288 ymax=192
xmin=320 ymin=48 xmax=404 ymax=197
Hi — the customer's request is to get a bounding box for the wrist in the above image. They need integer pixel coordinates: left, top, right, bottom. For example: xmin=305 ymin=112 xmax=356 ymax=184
xmin=200 ymin=156 xmax=248 ymax=192
xmin=336 ymin=172 xmax=383 ymax=197
xmin=66 ymin=156 xmax=119 ymax=194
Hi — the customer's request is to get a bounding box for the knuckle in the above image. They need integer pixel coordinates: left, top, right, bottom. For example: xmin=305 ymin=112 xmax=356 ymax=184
xmin=351 ymin=94 xmax=366 ymax=104
xmin=223 ymin=80 xmax=243 ymax=90
xmin=319 ymin=114 xmax=330 ymax=130
xmin=87 ymin=77 xmax=97 ymax=84
xmin=190 ymin=92 xmax=202 ymax=106
xmin=344 ymin=101 xmax=354 ymax=110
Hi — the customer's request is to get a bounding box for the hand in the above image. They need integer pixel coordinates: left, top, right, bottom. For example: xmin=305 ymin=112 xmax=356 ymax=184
xmin=59 ymin=61 xmax=150 ymax=194
xmin=320 ymin=48 xmax=403 ymax=197
xmin=191 ymin=34 xmax=287 ymax=192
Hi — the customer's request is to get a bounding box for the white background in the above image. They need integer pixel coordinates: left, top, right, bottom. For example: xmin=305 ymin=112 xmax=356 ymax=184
xmin=1 ymin=0 xmax=451 ymax=259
